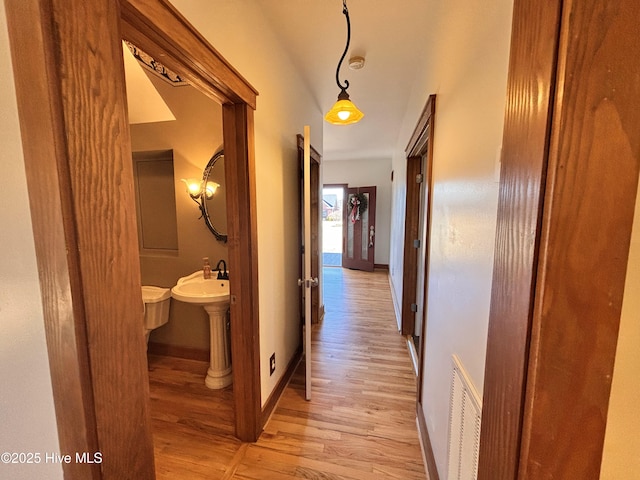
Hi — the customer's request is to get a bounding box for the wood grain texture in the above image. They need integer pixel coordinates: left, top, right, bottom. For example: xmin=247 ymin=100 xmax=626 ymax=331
xmin=7 ymin=0 xmax=156 ymax=477
xmin=149 ymin=268 xmax=426 ymax=479
xmin=4 ymin=1 xmax=101 ymax=477
xmin=343 ymin=187 xmax=377 ymax=272
xmin=310 ymin=158 xmax=321 ymax=324
xmin=476 ymin=1 xmax=562 ymax=478
xmin=8 ymin=0 xmax=264 ymax=474
xmin=417 ymin=404 xmax=440 ymax=480
xmin=405 ymin=96 xmax=436 ymax=158
xmin=47 ymin=0 xmax=156 ymax=477
xmin=123 ymin=0 xmax=263 ymax=443
xmin=223 ymin=103 xmax=262 ymax=442
xmin=400 ymin=155 xmax=421 ymax=336
xmin=402 ymin=95 xmax=437 ymax=479
xmin=297 ymin=134 xmax=323 ymax=325
xmin=120 ymin=0 xmax=257 ymax=108
xmin=520 ymin=0 xmax=640 ymax=477
xmin=401 ymin=95 xmax=435 ymax=338
xmin=123 ymin=0 xmax=264 ymax=443
xmin=148 ymin=342 xmax=210 ymax=362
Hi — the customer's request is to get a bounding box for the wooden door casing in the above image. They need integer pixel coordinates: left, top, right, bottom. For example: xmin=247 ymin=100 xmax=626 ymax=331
xmin=478 ymin=0 xmax=640 ymax=478
xmin=5 ymin=0 xmax=262 ymax=478
xmin=404 ymin=95 xmax=438 ymax=478
xmin=401 ymin=96 xmax=435 ymax=339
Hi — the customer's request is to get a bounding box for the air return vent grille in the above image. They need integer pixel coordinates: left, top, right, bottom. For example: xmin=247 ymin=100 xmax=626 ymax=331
xmin=447 ymin=354 xmax=482 ymax=480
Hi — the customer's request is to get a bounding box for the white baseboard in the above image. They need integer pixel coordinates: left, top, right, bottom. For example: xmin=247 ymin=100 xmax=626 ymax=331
xmin=406 ymin=336 xmax=419 ymax=376
xmin=388 ymin=272 xmax=403 ymax=331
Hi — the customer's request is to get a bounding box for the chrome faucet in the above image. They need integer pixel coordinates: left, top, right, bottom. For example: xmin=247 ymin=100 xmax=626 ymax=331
xmin=215 ymin=259 xmax=229 ymax=280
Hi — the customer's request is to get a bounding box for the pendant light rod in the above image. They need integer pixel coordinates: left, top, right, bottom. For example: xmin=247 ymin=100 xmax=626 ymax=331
xmin=335 ymin=0 xmax=351 ymax=93
xmin=325 ymin=0 xmax=363 ymax=125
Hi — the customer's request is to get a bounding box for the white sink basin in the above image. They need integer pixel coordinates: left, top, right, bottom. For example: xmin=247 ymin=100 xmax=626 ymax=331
xmin=171 ymin=271 xmax=230 ymax=305
xmin=171 ymin=270 xmax=232 ymax=389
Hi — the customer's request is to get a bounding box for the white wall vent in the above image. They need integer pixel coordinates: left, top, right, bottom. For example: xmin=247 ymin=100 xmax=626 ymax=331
xmin=447 ymin=354 xmax=482 ymax=480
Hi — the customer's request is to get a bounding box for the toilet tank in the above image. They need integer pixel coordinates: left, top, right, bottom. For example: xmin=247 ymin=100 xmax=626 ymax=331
xmin=141 ymin=286 xmax=171 ymax=329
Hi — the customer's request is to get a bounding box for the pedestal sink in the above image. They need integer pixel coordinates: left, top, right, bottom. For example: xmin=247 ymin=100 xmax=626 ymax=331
xmin=171 ymin=271 xmax=231 ymax=389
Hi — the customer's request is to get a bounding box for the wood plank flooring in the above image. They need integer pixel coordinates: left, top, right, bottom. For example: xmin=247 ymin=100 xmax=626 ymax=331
xmin=148 ymin=267 xmax=426 ymax=479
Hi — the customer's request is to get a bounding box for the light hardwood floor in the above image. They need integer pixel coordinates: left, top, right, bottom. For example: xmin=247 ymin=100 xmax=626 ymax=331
xmin=148 ymin=267 xmax=426 ymax=479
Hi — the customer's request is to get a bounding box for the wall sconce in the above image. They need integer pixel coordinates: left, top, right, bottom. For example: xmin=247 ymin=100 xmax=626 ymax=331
xmin=182 ymin=178 xmax=202 ymax=199
xmin=325 ymin=0 xmax=364 ymax=125
xmin=180 ymin=150 xmax=227 ymax=243
xmin=182 ymin=178 xmax=220 ymax=201
xmin=204 ymin=181 xmax=220 ymax=199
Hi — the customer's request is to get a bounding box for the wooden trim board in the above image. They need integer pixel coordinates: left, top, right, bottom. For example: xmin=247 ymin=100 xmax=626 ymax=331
xmin=5 ymin=1 xmax=263 ymax=478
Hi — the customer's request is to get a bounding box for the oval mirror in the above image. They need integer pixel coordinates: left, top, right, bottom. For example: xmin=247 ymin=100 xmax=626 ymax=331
xmin=201 ymin=150 xmax=227 ymax=242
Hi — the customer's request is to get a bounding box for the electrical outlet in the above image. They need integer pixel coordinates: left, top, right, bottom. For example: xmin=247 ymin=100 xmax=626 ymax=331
xmin=269 ymin=353 xmax=276 ymax=376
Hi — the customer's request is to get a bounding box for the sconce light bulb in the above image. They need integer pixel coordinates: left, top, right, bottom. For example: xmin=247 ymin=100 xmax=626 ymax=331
xmin=182 ymin=178 xmax=203 ymax=198
xmin=204 ymin=181 xmax=220 ymax=199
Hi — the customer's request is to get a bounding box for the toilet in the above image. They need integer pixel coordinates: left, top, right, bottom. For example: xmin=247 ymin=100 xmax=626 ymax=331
xmin=141 ymin=286 xmax=171 ymax=344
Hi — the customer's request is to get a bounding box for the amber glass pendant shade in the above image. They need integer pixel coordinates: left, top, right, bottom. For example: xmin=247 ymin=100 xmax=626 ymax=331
xmin=325 ymin=96 xmax=364 ymax=125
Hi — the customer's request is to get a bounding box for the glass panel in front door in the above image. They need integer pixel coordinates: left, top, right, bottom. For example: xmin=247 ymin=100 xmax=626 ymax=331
xmin=360 ymin=193 xmax=369 ymax=260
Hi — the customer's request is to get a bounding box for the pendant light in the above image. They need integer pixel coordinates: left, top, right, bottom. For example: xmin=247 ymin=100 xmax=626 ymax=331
xmin=325 ymin=0 xmax=364 ymax=125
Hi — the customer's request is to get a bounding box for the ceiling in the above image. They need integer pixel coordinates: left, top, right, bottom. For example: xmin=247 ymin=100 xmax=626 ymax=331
xmin=126 ymin=1 xmax=433 ymax=162
xmin=256 ymin=0 xmax=432 ymax=161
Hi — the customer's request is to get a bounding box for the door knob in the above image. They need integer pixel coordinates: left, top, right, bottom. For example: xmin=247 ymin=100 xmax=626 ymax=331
xmin=298 ymin=277 xmax=319 ymax=288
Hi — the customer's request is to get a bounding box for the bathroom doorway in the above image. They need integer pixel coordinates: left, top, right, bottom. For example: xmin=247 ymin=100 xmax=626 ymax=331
xmin=127 ymin=58 xmax=227 ymax=355
xmin=5 ymin=0 xmax=262 ymax=475
xmin=121 ymin=1 xmax=263 ymax=446
xmin=126 ymin=55 xmax=238 ymax=461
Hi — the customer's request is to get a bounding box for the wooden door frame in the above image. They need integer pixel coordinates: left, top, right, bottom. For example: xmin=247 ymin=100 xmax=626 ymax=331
xmin=478 ymin=0 xmax=640 ymax=478
xmin=400 ymin=156 xmax=423 ymax=336
xmin=403 ymin=95 xmax=438 ymax=477
xmin=5 ymin=1 xmax=261 ymax=478
xmin=401 ymin=96 xmax=435 ymax=338
xmin=477 ymin=1 xmax=561 ymax=476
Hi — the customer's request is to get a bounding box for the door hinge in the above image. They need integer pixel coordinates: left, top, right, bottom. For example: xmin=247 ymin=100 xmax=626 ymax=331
xmin=410 ymin=303 xmax=418 ymax=312
xmin=413 ymin=239 xmax=421 ymax=249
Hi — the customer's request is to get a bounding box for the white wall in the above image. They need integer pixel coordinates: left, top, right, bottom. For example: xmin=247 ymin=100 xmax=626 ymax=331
xmin=388 ymin=0 xmax=513 ymax=476
xmin=0 ymin=5 xmax=62 ymax=479
xmin=600 ymin=175 xmax=640 ymax=478
xmin=170 ymin=0 xmax=323 ymax=404
xmin=323 ymin=157 xmax=392 ymax=265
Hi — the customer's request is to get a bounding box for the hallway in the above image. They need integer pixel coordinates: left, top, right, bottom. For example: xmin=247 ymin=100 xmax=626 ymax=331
xmin=149 ymin=267 xmax=426 ymax=479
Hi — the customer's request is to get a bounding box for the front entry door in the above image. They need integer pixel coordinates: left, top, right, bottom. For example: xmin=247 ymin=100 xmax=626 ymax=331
xmin=343 ymin=186 xmax=377 ymax=271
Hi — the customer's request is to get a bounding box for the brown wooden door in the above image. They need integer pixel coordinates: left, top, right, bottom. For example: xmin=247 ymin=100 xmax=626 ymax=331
xmin=297 ymin=135 xmax=321 ymax=326
xmin=342 ymin=186 xmax=376 ymax=271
